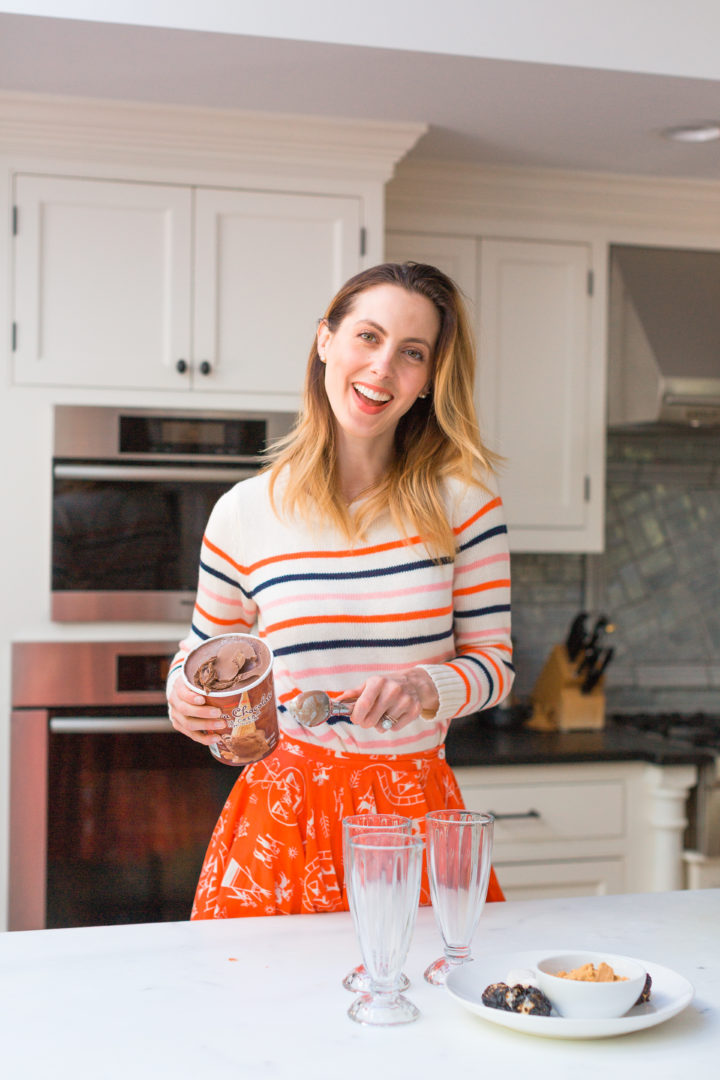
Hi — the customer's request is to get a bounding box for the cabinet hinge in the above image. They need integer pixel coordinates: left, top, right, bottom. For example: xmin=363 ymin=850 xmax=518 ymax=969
xmin=584 ymin=475 xmax=591 ymax=502
xmin=359 ymin=227 xmax=367 ymax=257
xmin=587 ymin=269 xmax=594 ymax=296
xmin=11 ymin=322 xmax=17 ymax=351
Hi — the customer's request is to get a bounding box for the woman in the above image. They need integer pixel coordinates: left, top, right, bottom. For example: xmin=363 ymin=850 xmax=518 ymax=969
xmin=167 ymin=261 xmax=514 ymax=918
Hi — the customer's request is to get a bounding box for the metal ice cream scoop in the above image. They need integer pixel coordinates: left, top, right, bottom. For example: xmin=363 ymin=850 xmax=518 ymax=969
xmin=288 ymin=690 xmax=396 ymax=730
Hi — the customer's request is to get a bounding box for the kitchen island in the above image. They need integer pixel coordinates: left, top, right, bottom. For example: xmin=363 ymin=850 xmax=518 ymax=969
xmin=0 ymin=889 xmax=717 ymax=1078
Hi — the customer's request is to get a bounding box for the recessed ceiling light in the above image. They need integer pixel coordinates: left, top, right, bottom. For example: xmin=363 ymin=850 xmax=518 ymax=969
xmin=661 ymin=123 xmax=720 ymax=143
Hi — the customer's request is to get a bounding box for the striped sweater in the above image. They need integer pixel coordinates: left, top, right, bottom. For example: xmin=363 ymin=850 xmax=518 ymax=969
xmin=169 ymin=469 xmax=514 ymax=755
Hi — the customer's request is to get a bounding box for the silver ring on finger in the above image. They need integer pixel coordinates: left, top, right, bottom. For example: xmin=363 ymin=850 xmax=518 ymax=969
xmin=380 ymin=713 xmax=398 ymax=731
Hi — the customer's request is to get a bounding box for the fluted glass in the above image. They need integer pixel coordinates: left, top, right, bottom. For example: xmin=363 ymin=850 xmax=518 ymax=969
xmin=346 ymin=831 xmax=423 ymax=1025
xmin=424 ymin=810 xmax=494 ymax=986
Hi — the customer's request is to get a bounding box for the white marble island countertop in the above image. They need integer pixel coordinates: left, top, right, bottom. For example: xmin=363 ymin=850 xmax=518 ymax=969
xmin=0 ymin=889 xmax=717 ymax=1079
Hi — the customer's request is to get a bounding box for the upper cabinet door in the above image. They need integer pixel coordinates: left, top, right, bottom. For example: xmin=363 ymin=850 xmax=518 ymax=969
xmin=478 ymin=239 xmax=592 ymax=538
xmin=384 ymin=231 xmax=601 ymax=552
xmin=193 ymin=189 xmax=362 ymax=396
xmin=12 ymin=175 xmax=192 ymax=389
xmin=385 ymin=232 xmax=477 ymax=310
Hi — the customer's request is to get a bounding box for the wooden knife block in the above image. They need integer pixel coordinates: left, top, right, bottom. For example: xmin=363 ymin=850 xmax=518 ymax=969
xmin=528 ymin=644 xmax=605 ymax=731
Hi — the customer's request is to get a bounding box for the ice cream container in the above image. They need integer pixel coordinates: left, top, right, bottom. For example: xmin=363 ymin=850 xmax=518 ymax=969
xmin=182 ymin=633 xmax=278 ymax=766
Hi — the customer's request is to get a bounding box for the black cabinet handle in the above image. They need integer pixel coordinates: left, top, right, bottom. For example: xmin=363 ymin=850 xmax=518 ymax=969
xmin=488 ymin=809 xmax=541 ymax=821
xmin=199 ymin=360 xmax=212 ymax=376
xmin=176 ymin=358 xmax=188 ymax=374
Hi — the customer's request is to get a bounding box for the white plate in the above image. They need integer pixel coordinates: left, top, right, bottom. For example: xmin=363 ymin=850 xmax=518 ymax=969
xmin=445 ymin=950 xmax=694 ymax=1040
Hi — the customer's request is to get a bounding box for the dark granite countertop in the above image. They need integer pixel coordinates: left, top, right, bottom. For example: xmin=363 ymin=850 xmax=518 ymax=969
xmin=444 ymin=714 xmax=715 ymax=770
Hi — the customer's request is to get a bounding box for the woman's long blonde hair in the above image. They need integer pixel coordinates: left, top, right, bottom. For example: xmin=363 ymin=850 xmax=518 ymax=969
xmin=267 ymin=262 xmax=498 ymax=557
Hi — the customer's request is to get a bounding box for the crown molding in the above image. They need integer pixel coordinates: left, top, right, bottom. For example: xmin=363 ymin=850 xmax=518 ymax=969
xmin=387 ymin=158 xmax=720 ymax=235
xmin=0 ymin=91 xmax=427 ymax=183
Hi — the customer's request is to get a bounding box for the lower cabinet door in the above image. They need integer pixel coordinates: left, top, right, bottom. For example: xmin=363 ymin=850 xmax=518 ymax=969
xmin=494 ymin=858 xmax=626 ymax=901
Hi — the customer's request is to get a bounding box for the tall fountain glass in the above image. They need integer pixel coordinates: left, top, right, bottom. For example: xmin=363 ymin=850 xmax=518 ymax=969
xmin=346 ymin=831 xmax=424 ymax=1026
xmin=341 ymin=814 xmax=413 ymax=992
xmin=423 ymin=810 xmax=494 ymax=986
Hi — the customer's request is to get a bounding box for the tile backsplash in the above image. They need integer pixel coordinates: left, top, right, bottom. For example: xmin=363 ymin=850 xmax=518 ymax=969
xmin=511 ymin=426 xmax=720 ymax=713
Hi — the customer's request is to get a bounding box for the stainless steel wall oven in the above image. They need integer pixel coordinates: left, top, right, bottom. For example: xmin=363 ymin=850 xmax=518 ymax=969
xmin=51 ymin=405 xmax=295 ymax=622
xmin=10 ymin=641 xmax=237 ymax=930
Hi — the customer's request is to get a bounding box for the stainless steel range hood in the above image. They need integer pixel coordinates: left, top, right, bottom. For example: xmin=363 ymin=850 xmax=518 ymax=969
xmin=608 ymin=245 xmax=720 ymax=426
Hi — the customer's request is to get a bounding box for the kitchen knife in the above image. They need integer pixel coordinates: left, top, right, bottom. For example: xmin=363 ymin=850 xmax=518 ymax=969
xmin=581 ymin=646 xmax=615 ymax=694
xmin=585 ymin=615 xmax=614 ymax=654
xmin=565 ymin=612 xmax=588 ymax=661
xmin=576 ymin=645 xmax=600 ymax=678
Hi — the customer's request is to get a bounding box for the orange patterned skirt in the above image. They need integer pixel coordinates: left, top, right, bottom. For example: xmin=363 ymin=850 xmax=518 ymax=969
xmin=192 ymin=737 xmax=504 ymax=919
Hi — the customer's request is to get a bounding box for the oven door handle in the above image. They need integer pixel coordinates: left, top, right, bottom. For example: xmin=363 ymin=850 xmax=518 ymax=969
xmin=53 ymin=464 xmax=254 ymax=482
xmin=50 ymin=717 xmax=174 ymax=734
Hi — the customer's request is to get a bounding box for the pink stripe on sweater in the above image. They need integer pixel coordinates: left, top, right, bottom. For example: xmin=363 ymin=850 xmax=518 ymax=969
xmin=275 ymin=653 xmax=453 ymax=683
xmin=260 ymin=578 xmax=451 ymax=613
xmin=455 ymin=626 xmax=511 ymax=641
xmin=454 ymin=552 xmax=510 ymax=577
xmin=197 ymin=582 xmax=256 ymax=613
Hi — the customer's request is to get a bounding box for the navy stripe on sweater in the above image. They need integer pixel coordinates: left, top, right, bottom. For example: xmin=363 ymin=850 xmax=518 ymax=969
xmin=272 ymin=627 xmax=454 ymax=657
xmin=249 ymin=555 xmax=453 ymax=597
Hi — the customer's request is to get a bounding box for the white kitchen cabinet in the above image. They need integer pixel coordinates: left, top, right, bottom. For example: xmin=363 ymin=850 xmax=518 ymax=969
xmin=193 ymin=187 xmax=360 ymax=395
xmin=453 ymin=760 xmax=696 ymax=900
xmin=12 ymin=174 xmax=361 ymax=396
xmin=12 ymin=175 xmax=192 ymax=391
xmin=385 ymin=231 xmax=598 ymax=551
xmin=384 ymin=232 xmax=478 ymax=312
xmin=478 ymin=239 xmax=592 ymax=538
xmin=496 ymin=858 xmax=626 ymax=900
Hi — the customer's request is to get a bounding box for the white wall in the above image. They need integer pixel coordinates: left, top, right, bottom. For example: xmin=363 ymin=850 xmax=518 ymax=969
xmin=2 ymin=1 xmax=720 ymax=79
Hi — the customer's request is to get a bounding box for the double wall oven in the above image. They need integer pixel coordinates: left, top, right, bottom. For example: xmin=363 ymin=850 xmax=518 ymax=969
xmin=9 ymin=405 xmax=296 ymax=930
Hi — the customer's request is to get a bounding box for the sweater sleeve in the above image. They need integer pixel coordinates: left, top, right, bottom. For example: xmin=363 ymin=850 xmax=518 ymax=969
xmin=167 ymin=482 xmax=259 ymax=691
xmin=417 ymin=475 xmax=514 ymax=723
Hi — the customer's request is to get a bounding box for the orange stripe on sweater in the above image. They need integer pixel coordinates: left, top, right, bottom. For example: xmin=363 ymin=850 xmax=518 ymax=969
xmin=265 ymin=605 xmax=452 ymax=635
xmin=478 ymin=650 xmax=505 ymax=702
xmin=458 ymin=642 xmax=512 ymax=655
xmin=453 ymin=578 xmax=511 ymax=598
xmin=453 ymin=496 xmax=502 ymax=536
xmin=194 ymin=603 xmax=253 ymax=628
xmin=447 ymin=661 xmax=472 ymax=712
xmin=203 ymin=531 xmax=422 ymax=575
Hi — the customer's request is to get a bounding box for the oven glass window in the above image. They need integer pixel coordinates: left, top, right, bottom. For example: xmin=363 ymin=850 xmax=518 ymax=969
xmin=52 ymin=478 xmax=233 ymax=592
xmin=46 ymin=728 xmax=236 ymax=928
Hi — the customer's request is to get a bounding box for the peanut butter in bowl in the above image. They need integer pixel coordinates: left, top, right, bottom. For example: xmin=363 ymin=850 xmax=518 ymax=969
xmin=534 ymin=951 xmax=648 ymax=1018
xmin=555 ymin=962 xmax=628 ymax=983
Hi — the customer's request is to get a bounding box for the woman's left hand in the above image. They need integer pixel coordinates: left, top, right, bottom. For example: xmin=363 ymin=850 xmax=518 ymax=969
xmin=342 ymin=669 xmax=439 ymax=731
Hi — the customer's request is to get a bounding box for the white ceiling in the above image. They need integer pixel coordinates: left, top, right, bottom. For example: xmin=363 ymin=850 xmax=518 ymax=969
xmin=2 ymin=11 xmax=720 ymax=181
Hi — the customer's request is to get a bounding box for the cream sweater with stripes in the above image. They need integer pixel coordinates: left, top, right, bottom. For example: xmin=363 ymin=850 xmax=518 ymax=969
xmin=169 ymin=470 xmax=514 ymax=755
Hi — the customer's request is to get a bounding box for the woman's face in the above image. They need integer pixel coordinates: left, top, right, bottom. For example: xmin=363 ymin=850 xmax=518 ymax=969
xmin=317 ymin=283 xmax=439 ymax=454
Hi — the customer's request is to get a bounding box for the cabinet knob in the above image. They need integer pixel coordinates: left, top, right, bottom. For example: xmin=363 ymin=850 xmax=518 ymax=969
xmin=176 ymin=359 xmax=188 ymax=374
xmin=199 ymin=360 xmax=212 ymax=376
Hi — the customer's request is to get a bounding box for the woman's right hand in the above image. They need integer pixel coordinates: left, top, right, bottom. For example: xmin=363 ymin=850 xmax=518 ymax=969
xmin=167 ymin=677 xmax=228 ymax=746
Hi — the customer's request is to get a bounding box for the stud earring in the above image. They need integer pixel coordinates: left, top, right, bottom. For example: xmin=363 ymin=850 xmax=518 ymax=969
xmin=418 ymin=390 xmax=429 ymax=399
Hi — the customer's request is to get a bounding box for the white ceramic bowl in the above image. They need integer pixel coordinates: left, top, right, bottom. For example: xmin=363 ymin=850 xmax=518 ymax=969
xmin=532 ymin=951 xmax=647 ymax=1019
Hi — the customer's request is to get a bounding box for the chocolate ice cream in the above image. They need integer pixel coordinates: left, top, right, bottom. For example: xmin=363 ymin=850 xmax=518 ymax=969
xmin=192 ymin=637 xmax=267 ymax=692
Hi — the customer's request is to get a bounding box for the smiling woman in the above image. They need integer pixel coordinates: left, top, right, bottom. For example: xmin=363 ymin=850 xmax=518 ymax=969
xmin=166 ymin=261 xmax=514 ymax=918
